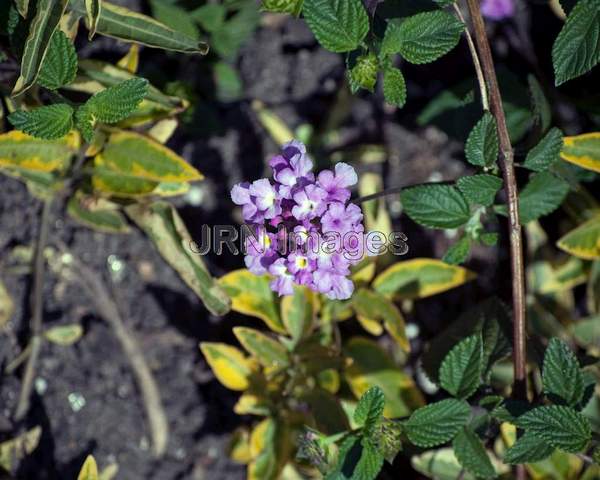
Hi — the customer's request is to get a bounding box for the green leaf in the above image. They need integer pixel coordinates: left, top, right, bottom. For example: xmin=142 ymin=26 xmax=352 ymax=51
xmin=523 ymin=128 xmax=563 ymax=172
xmin=381 ymin=11 xmax=464 ymax=64
xmin=12 ymin=0 xmax=69 ymax=96
xmin=528 ymin=74 xmax=551 ymax=132
xmin=552 ymin=0 xmax=600 ymax=85
xmin=280 ymin=286 xmax=315 ymax=345
xmin=542 ymin=338 xmax=585 ymax=407
xmin=8 ymin=104 xmax=74 ymax=140
xmin=325 ymin=436 xmax=384 ymax=480
xmin=200 ymin=342 xmax=252 ymax=390
xmin=70 ymin=0 xmax=208 ymax=54
xmin=74 ymin=107 xmax=95 ymax=144
xmin=302 ymin=0 xmax=369 ymax=53
xmin=401 ymin=184 xmax=471 ymax=229
xmin=83 ymin=77 xmax=149 ymax=124
xmin=261 ymin=0 xmax=304 ymax=16
xmin=354 ymin=386 xmax=385 ymax=434
xmin=210 ymin=3 xmax=259 ymax=59
xmin=233 ymin=327 xmax=289 ymax=369
xmin=371 ymin=419 xmax=402 ymax=464
xmin=15 ymin=0 xmax=30 ymax=18
xmin=125 ymin=202 xmax=230 ymax=316
xmin=349 ymin=53 xmax=378 ymax=92
xmin=457 ymin=174 xmax=502 ymax=207
xmin=383 ymin=67 xmax=406 ymax=108
xmin=149 ymin=0 xmax=199 ymax=41
xmin=439 ymin=334 xmax=483 ymax=399
xmin=404 ymin=399 xmax=470 ymax=448
xmin=412 ymin=448 xmax=476 ymax=480
xmin=37 ymin=30 xmax=78 ymax=90
xmin=517 ymin=406 xmax=592 ymax=453
xmin=557 ymin=216 xmax=600 ymax=260
xmin=517 ymin=172 xmax=570 ymax=224
xmin=452 ymin=427 xmax=496 ymax=479
xmin=191 ymin=4 xmax=225 ymax=32
xmin=85 ymin=0 xmax=102 ymax=39
xmin=44 ymin=324 xmax=84 ymax=345
xmin=465 ymin=112 xmax=498 ymax=168
xmin=67 ymin=194 xmax=131 ymax=234
xmin=503 ymin=432 xmax=554 ymax=465
xmin=443 ymin=237 xmax=471 ymax=265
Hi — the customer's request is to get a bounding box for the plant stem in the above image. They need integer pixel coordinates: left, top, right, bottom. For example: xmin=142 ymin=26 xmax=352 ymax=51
xmin=453 ymin=4 xmax=489 ymax=111
xmin=353 ymin=185 xmax=404 ymax=204
xmin=14 ymin=196 xmax=53 ymax=421
xmin=463 ymin=0 xmax=527 ymax=401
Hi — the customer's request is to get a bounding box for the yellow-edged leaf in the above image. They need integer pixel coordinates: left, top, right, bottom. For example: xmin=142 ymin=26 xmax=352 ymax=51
xmin=251 ymin=101 xmax=294 ymax=146
xmin=219 ymin=269 xmax=284 ymax=333
xmin=78 ymin=455 xmax=99 ymax=480
xmin=44 ymin=324 xmax=83 ymax=345
xmin=557 ymin=217 xmax=600 ymax=260
xmin=317 ymin=368 xmax=341 ymax=394
xmin=233 ymin=327 xmax=289 ymax=369
xmin=351 ymin=259 xmax=377 ymax=283
xmin=532 ymin=257 xmax=588 ymax=294
xmin=0 ymin=279 xmax=14 ymax=328
xmin=248 ymin=418 xmax=290 ymax=480
xmin=228 ymin=427 xmax=253 ymax=464
xmin=344 ymin=337 xmax=424 ymax=418
xmin=200 ymin=342 xmax=252 ymax=391
xmin=0 ymin=130 xmax=78 ymax=173
xmin=85 ymin=0 xmax=102 ymax=39
xmin=117 ymin=44 xmax=140 ymax=73
xmin=0 ymin=426 xmax=41 ymax=471
xmin=147 ymin=118 xmax=178 ymax=144
xmin=561 ymin=132 xmax=600 ymax=173
xmin=373 ymin=258 xmax=476 ymax=299
xmin=67 ymin=194 xmax=131 ymax=233
xmin=280 ymin=285 xmax=315 ymax=344
xmin=234 ymin=393 xmax=271 ymax=416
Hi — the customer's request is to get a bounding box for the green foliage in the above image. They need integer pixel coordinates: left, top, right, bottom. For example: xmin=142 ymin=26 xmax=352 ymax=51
xmin=465 ymin=112 xmax=499 ymax=168
xmin=552 ymin=0 xmax=600 ymax=85
xmin=439 ymin=334 xmax=483 ymax=399
xmin=8 ymin=104 xmax=74 ymax=140
xmin=37 ymin=30 xmax=78 ymax=90
xmin=528 ymin=75 xmax=552 ymax=132
xmin=522 ymin=128 xmax=564 ymax=172
xmin=542 ymin=338 xmax=585 ymax=407
xmin=382 ymin=67 xmax=407 ymax=108
xmin=516 ymin=172 xmax=570 ymax=224
xmin=503 ymin=432 xmax=554 ymax=465
xmin=400 ymin=184 xmax=470 ymax=229
xmin=261 ymin=0 xmax=304 ymax=15
xmin=452 ymin=427 xmax=496 ymax=478
xmin=349 ymin=53 xmax=378 ymax=92
xmin=381 ymin=11 xmax=464 ymax=64
xmin=354 ymin=387 xmax=385 ymax=434
xmin=516 ymin=405 xmax=592 ymax=453
xmin=404 ymin=399 xmax=471 ymax=448
xmin=302 ymin=0 xmax=369 ymax=53
xmin=443 ymin=236 xmax=471 ymax=265
xmin=456 ymin=174 xmax=502 ymax=207
xmin=325 ymin=435 xmax=383 ymax=480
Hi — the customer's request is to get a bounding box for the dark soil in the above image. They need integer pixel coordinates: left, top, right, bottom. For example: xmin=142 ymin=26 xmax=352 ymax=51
xmin=0 ymin=4 xmax=598 ymax=480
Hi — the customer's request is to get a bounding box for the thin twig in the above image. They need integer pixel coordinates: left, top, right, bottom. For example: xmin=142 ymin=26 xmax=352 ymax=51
xmin=14 ymin=196 xmax=53 ymax=421
xmin=353 ymin=185 xmax=404 ymax=204
xmin=59 ymin=245 xmax=169 ymax=457
xmin=464 ymin=0 xmax=527 ymax=402
xmin=453 ymin=4 xmax=489 ymax=111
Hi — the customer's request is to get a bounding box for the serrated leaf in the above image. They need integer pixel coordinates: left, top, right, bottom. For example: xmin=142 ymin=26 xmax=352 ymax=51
xmin=466 ymin=112 xmax=499 ymax=168
xmin=371 ymin=419 xmax=402 ymax=464
xmin=0 ymin=130 xmax=77 ymax=173
xmin=261 ymin=0 xmax=304 ymax=16
xmin=8 ymin=104 xmax=74 ymax=140
xmin=452 ymin=427 xmax=496 ymax=478
xmin=354 ymin=386 xmax=385 ymax=434
xmin=70 ymin=0 xmax=208 ymax=54
xmin=44 ymin=324 xmax=83 ymax=345
xmin=404 ymin=399 xmax=470 ymax=448
xmin=349 ymin=53 xmax=378 ymax=92
xmin=542 ymin=338 xmax=585 ymax=406
xmin=85 ymin=0 xmax=102 ymax=39
xmin=233 ymin=327 xmax=289 ymax=369
xmin=381 ymin=11 xmax=464 ymax=64
xmin=373 ymin=258 xmax=475 ymax=299
xmin=383 ymin=67 xmax=406 ymax=108
xmin=78 ymin=455 xmax=99 ymax=480
xmin=219 ymin=269 xmax=283 ymax=333
xmin=517 ymin=172 xmax=570 ymax=224
xmin=344 ymin=337 xmax=424 ymax=418
xmin=443 ymin=237 xmax=471 ymax=265
xmin=12 ymin=0 xmax=69 ymax=96
xmin=457 ymin=174 xmax=502 ymax=207
xmin=37 ymin=29 xmax=78 ymax=89
xmin=552 ymin=0 xmax=600 ymax=85
xmin=528 ymin=75 xmax=551 ymax=132
xmin=84 ymin=77 xmax=149 ymax=125
xmin=557 ymin=216 xmax=600 ymax=260
xmin=523 ymin=128 xmax=563 ymax=172
xmin=517 ymin=406 xmax=591 ymax=453
xmin=125 ymin=202 xmax=230 ymax=315
xmin=325 ymin=436 xmax=383 ymax=480
xmin=561 ymin=132 xmax=600 ymax=173
xmin=302 ymin=0 xmax=369 ymax=53
xmin=439 ymin=334 xmax=483 ymax=399
xmin=503 ymin=432 xmax=554 ymax=465
xmin=401 ymin=184 xmax=471 ymax=229
xmin=200 ymin=342 xmax=252 ymax=390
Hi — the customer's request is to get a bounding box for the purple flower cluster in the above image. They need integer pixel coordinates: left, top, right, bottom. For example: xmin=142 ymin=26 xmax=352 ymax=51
xmin=231 ymin=140 xmax=367 ymax=300
xmin=481 ymin=0 xmax=514 ymax=20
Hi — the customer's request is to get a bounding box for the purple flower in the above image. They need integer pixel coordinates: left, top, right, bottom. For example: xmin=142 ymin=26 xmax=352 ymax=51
xmin=481 ymin=0 xmax=514 ymax=20
xmin=230 ymin=140 xmax=366 ymax=300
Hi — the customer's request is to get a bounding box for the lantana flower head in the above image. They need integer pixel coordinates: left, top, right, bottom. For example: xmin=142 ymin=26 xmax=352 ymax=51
xmin=481 ymin=0 xmax=514 ymax=20
xmin=231 ymin=140 xmax=368 ymax=300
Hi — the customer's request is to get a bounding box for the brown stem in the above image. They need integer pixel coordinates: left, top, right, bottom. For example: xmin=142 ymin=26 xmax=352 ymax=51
xmin=464 ymin=0 xmax=527 ymax=401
